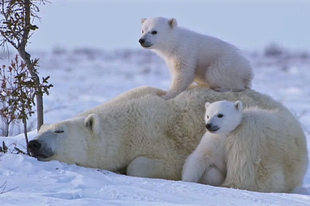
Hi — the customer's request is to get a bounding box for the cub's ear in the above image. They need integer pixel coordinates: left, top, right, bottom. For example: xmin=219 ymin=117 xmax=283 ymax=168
xmin=205 ymin=102 xmax=211 ymax=110
xmin=141 ymin=18 xmax=147 ymax=24
xmin=84 ymin=114 xmax=101 ymax=134
xmin=168 ymin=18 xmax=177 ymax=28
xmin=234 ymin=101 xmax=243 ymax=111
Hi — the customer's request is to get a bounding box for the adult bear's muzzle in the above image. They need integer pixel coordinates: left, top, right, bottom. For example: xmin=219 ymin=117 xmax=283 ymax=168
xmin=28 ymin=140 xmax=54 ymax=160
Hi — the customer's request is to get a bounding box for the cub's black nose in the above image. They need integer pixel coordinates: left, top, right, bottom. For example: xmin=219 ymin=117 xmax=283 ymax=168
xmin=28 ymin=140 xmax=41 ymax=154
xmin=139 ymin=38 xmax=145 ymax=44
xmin=205 ymin=123 xmax=212 ymax=130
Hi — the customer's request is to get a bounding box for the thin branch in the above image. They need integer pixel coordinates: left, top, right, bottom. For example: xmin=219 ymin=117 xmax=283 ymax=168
xmin=19 ymin=0 xmax=31 ymax=51
xmin=17 ymin=0 xmax=39 ymax=80
xmin=0 ymin=181 xmax=18 ymax=195
xmin=0 ymin=32 xmax=18 ymax=49
xmin=14 ymin=147 xmax=26 ymax=155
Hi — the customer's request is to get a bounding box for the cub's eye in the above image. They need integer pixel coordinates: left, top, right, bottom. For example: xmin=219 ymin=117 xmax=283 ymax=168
xmin=54 ymin=130 xmax=64 ymax=133
xmin=206 ymin=115 xmax=209 ymax=119
xmin=218 ymin=114 xmax=224 ymax=118
xmin=151 ymin=30 xmax=157 ymax=35
xmin=142 ymin=30 xmax=144 ymax=34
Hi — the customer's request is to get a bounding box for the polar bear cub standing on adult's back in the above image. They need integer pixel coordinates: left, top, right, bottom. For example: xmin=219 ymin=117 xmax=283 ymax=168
xmin=139 ymin=17 xmax=253 ymax=100
xmin=182 ymin=100 xmax=242 ymax=186
xmin=183 ymin=100 xmax=308 ymax=193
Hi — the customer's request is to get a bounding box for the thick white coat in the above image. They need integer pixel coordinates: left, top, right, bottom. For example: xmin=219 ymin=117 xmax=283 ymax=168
xmin=182 ymin=99 xmax=308 ymax=193
xmin=31 ymin=86 xmax=308 ymax=192
xmin=139 ymin=17 xmax=253 ymax=99
xmin=182 ymin=100 xmax=243 ymax=186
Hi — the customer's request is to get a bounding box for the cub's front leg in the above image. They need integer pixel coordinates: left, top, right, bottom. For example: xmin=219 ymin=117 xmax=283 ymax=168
xmin=182 ymin=133 xmax=226 ymax=186
xmin=161 ymin=59 xmax=195 ymax=100
xmin=182 ymin=152 xmax=207 ymax=183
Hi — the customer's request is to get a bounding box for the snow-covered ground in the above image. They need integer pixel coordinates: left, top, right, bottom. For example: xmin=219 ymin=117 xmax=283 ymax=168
xmin=0 ymin=47 xmax=310 ymax=205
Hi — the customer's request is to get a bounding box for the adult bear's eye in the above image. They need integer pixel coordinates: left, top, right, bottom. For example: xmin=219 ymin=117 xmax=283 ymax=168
xmin=218 ymin=114 xmax=224 ymax=118
xmin=142 ymin=30 xmax=144 ymax=34
xmin=207 ymin=115 xmax=209 ymax=119
xmin=54 ymin=130 xmax=64 ymax=133
xmin=151 ymin=30 xmax=157 ymax=35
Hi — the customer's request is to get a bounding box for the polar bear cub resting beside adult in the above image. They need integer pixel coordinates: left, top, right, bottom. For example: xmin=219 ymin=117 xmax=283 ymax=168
xmin=139 ymin=17 xmax=253 ymax=100
xmin=182 ymin=100 xmax=307 ymax=193
xmin=182 ymin=100 xmax=242 ymax=186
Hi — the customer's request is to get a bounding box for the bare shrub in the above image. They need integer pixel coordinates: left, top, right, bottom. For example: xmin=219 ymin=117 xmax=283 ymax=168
xmin=0 ymin=0 xmax=52 ymax=133
xmin=0 ymin=55 xmax=52 ymax=154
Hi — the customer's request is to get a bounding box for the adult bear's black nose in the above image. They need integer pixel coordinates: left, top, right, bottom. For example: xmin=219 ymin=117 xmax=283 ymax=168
xmin=139 ymin=38 xmax=145 ymax=45
xmin=28 ymin=140 xmax=41 ymax=155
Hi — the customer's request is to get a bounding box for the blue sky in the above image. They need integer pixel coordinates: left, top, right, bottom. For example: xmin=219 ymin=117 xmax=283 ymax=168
xmin=28 ymin=0 xmax=310 ymax=51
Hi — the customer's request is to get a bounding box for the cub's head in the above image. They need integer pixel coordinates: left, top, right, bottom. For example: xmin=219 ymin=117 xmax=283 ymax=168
xmin=204 ymin=100 xmax=243 ymax=134
xmin=138 ymin=17 xmax=177 ymax=50
xmin=28 ymin=114 xmax=103 ymax=166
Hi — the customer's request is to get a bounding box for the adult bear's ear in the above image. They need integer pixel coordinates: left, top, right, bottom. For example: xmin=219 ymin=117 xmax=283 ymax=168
xmin=168 ymin=18 xmax=177 ymax=28
xmin=38 ymin=123 xmax=48 ymax=131
xmin=141 ymin=18 xmax=147 ymax=24
xmin=84 ymin=114 xmax=101 ymax=134
xmin=234 ymin=101 xmax=243 ymax=111
xmin=205 ymin=102 xmax=210 ymax=110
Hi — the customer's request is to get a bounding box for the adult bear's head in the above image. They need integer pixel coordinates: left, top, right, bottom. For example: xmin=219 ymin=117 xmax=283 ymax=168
xmin=28 ymin=114 xmax=103 ymax=166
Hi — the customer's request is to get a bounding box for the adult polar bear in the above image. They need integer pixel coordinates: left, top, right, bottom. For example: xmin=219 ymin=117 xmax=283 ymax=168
xmin=28 ymin=86 xmax=308 ymax=192
xmin=139 ymin=17 xmax=253 ymax=100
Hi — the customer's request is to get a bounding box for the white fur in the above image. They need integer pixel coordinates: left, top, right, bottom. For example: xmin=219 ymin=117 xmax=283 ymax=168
xmin=204 ymin=100 xmax=243 ymax=134
xmin=139 ymin=17 xmax=253 ymax=99
xmin=182 ymin=132 xmax=227 ymax=186
xmin=183 ymin=99 xmax=308 ymax=192
xmin=31 ymin=86 xmax=308 ymax=192
xmin=182 ymin=100 xmax=242 ymax=186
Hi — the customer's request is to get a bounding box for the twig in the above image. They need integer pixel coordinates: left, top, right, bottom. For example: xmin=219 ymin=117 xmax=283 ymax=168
xmin=0 ymin=181 xmax=18 ymax=195
xmin=14 ymin=147 xmax=26 ymax=155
